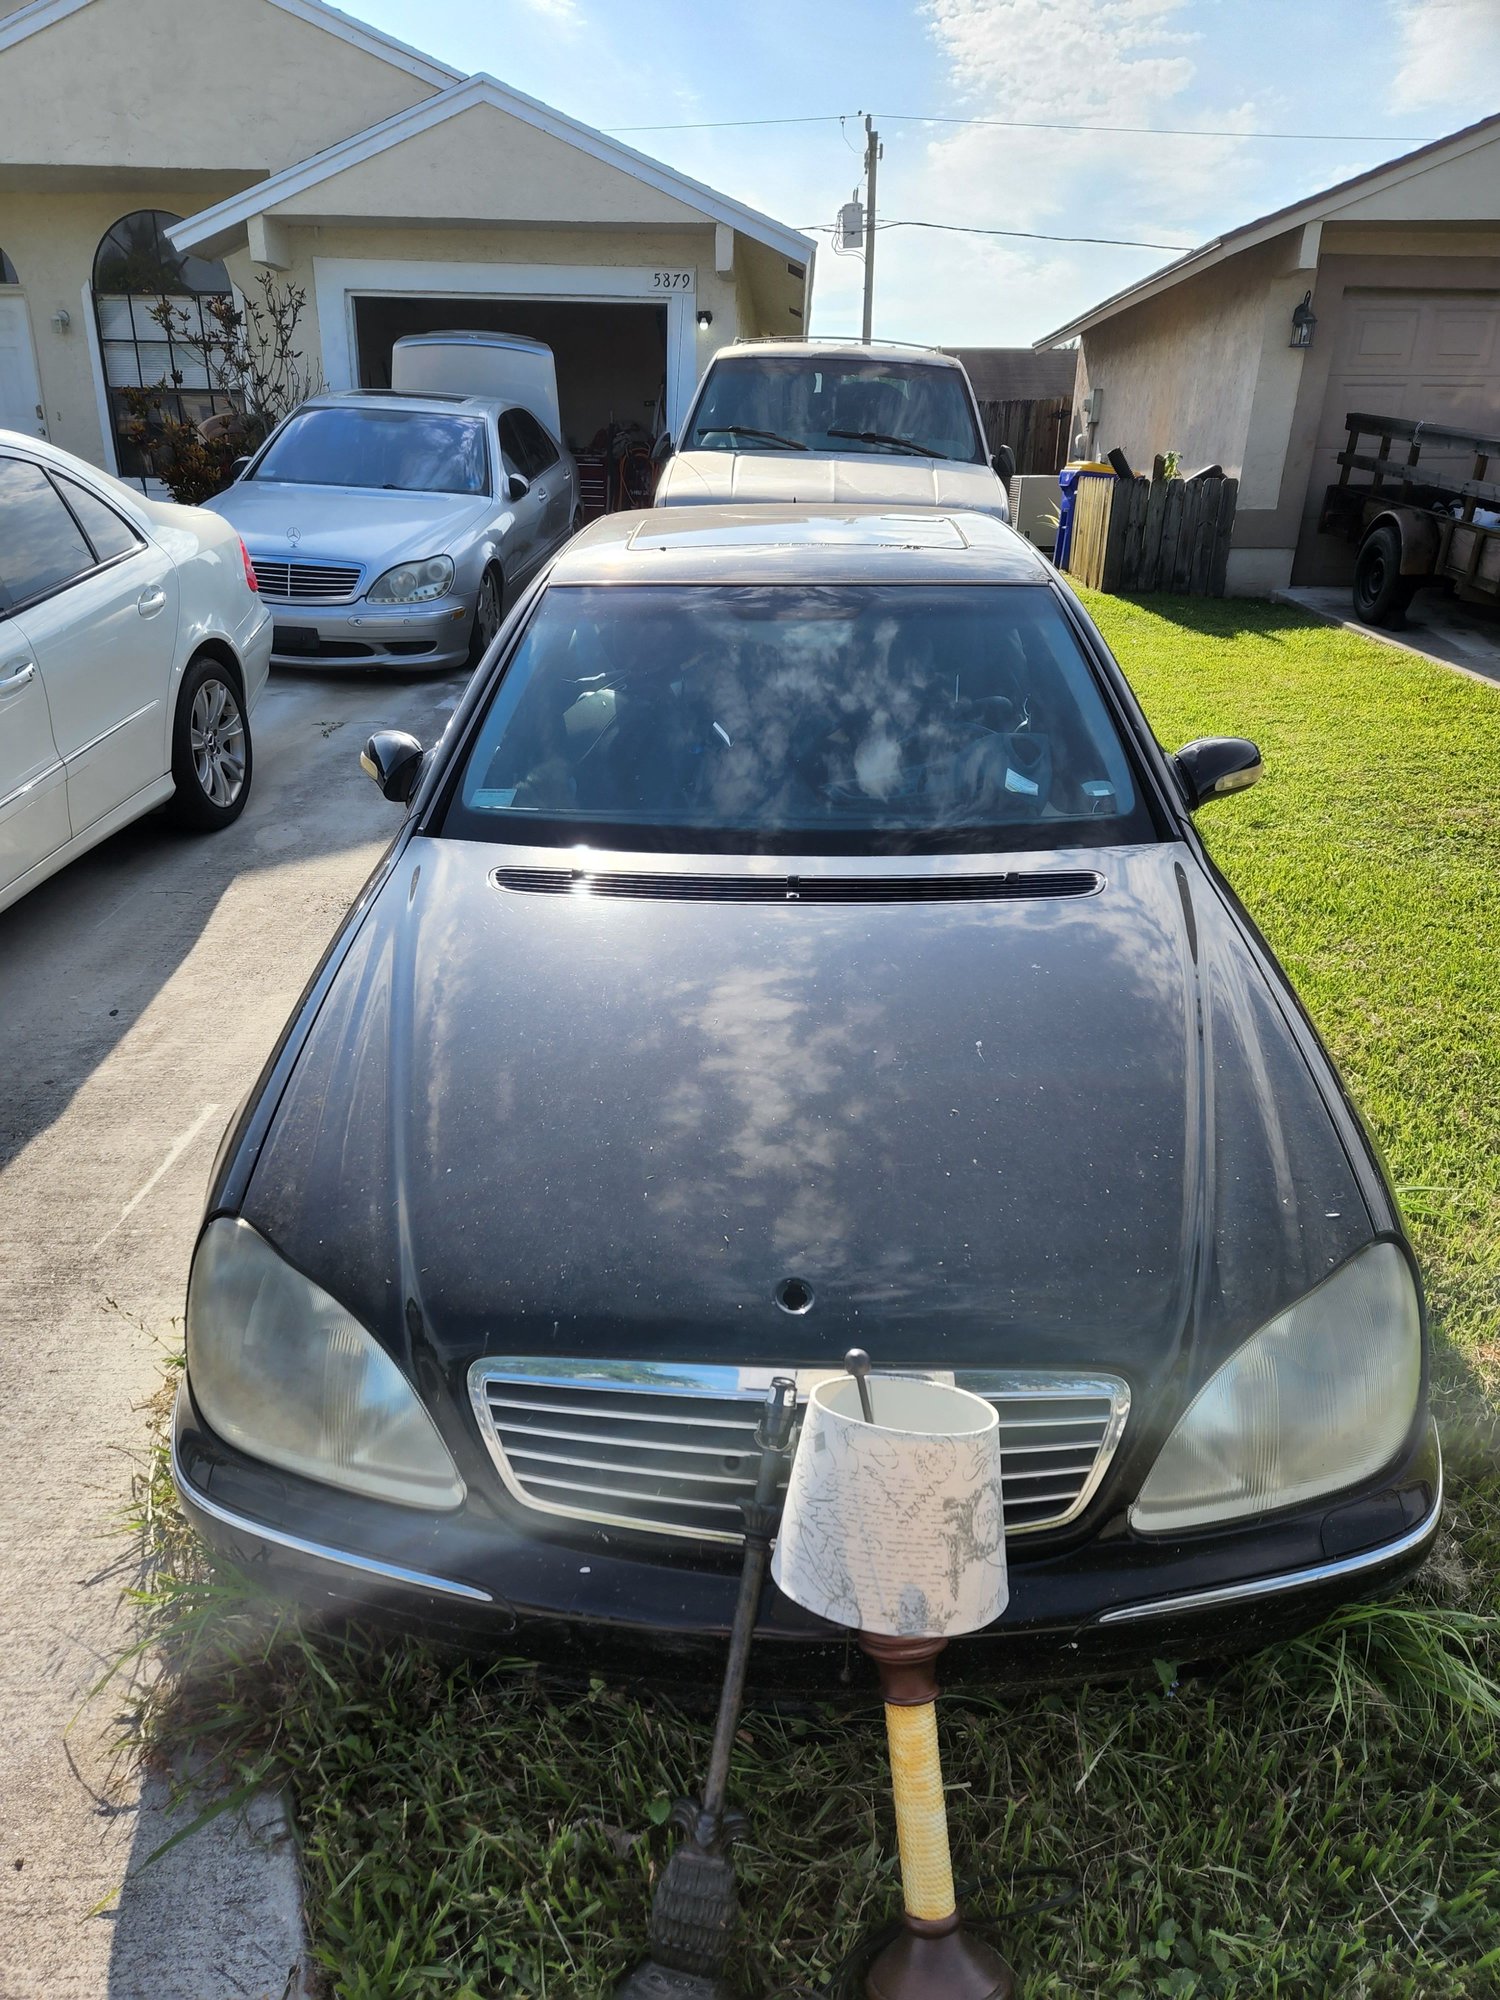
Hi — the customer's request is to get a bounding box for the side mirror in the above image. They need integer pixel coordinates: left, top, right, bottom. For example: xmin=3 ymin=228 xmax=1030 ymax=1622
xmin=360 ymin=730 xmax=424 ymax=804
xmin=991 ymin=443 xmax=1016 ymax=489
xmin=506 ymin=472 xmax=530 ymax=503
xmin=651 ymin=432 xmax=674 ymax=464
xmin=230 ymin=456 xmax=251 ymax=479
xmin=1174 ymin=736 xmax=1262 ymax=810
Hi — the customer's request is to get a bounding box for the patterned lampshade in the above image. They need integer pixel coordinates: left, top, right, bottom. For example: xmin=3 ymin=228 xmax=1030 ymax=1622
xmin=772 ymin=1375 xmax=1008 ymax=1638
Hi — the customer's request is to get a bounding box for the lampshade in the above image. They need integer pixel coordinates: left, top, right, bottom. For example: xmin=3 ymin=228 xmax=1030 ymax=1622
xmin=772 ymin=1376 xmax=1008 ymax=1638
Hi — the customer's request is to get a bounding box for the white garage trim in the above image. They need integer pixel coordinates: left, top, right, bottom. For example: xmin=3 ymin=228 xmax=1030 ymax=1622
xmin=313 ymin=255 xmax=700 ymax=431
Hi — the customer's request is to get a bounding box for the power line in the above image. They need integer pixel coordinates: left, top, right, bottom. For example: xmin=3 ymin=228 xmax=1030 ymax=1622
xmin=801 ymin=218 xmax=1190 ymax=251
xmin=606 ymin=109 xmax=1436 ymax=143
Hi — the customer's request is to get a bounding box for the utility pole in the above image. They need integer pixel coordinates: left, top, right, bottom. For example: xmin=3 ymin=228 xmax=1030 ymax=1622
xmin=861 ymin=113 xmax=881 ymax=343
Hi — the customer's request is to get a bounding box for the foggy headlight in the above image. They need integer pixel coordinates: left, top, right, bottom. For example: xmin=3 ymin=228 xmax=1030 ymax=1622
xmin=186 ymin=1217 xmax=464 ymax=1509
xmin=1131 ymin=1242 xmax=1421 ymax=1535
xmin=367 ymin=555 xmax=455 ymax=602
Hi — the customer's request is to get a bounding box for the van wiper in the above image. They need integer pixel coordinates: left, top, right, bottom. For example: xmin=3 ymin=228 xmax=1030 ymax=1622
xmin=696 ymin=425 xmax=809 ymax=451
xmin=825 ymin=428 xmax=948 ymax=459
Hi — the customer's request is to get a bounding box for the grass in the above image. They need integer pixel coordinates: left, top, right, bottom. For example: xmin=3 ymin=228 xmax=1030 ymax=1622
xmin=123 ymin=596 xmax=1500 ymax=1998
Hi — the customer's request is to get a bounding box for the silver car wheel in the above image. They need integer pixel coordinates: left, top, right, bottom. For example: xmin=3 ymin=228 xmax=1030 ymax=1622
xmin=474 ymin=570 xmax=502 ymax=651
xmin=189 ymin=677 xmax=247 ymax=809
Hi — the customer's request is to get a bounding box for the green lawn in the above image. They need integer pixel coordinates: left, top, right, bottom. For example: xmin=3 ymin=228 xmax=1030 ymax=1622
xmin=136 ymin=597 xmax=1500 ymax=1999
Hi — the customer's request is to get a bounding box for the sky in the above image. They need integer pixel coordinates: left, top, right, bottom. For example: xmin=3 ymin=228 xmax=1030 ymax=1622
xmin=351 ymin=0 xmax=1500 ymax=346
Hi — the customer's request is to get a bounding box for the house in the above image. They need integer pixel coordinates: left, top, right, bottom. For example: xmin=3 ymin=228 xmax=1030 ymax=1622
xmin=1035 ymin=114 xmax=1500 ymax=593
xmin=0 ymin=0 xmax=813 ymax=486
xmin=939 ymin=347 xmax=1078 ymax=474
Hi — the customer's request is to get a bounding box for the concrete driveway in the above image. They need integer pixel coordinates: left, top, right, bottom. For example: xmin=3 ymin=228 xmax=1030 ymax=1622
xmin=0 ymin=663 xmax=466 ymax=1998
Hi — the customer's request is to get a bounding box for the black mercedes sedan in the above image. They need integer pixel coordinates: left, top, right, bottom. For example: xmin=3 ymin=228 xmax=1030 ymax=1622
xmin=173 ymin=506 xmax=1440 ymax=1685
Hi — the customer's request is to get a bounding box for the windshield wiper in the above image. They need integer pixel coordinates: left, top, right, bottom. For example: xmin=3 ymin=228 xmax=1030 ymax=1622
xmin=695 ymin=424 xmax=809 ymax=452
xmin=825 ymin=428 xmax=948 ymax=459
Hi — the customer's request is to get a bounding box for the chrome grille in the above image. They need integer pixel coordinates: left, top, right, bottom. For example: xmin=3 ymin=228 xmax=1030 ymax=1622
xmin=250 ymin=558 xmax=362 ymax=602
xmin=469 ymin=1362 xmax=1129 ymax=1545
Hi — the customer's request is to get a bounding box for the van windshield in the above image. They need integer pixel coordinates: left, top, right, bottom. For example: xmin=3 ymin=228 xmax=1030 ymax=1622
xmin=442 ymin=583 xmax=1151 ymax=855
xmin=685 ymin=356 xmax=986 ymax=464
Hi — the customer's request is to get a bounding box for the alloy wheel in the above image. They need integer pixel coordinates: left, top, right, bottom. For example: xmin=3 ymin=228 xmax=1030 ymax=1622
xmin=190 ymin=677 xmax=247 ymax=809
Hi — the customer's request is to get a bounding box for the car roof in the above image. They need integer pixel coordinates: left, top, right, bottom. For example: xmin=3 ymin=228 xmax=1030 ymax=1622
xmin=300 ymin=390 xmax=503 ymax=417
xmin=549 ymin=506 xmax=1054 ymax=586
xmin=715 ymin=339 xmax=967 ymax=370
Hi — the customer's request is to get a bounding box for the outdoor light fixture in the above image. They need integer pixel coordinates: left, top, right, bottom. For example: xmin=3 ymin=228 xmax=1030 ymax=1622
xmin=774 ymin=1356 xmax=1015 ymax=1999
xmin=1290 ymin=290 xmax=1317 ymax=347
xmin=51 ymin=308 xmax=70 ymax=332
xmin=696 ymin=308 xmax=713 ymax=330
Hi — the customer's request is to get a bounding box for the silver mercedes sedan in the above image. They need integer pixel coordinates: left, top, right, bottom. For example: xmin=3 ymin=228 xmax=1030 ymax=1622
xmin=205 ymin=391 xmax=579 ymax=673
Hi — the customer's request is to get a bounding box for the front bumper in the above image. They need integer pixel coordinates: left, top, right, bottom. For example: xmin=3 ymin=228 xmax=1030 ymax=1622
xmin=172 ymin=1388 xmax=1442 ymax=1690
xmin=262 ymin=591 xmax=474 ymax=670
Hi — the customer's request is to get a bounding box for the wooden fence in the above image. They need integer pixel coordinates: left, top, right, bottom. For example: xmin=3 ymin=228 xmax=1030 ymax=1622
xmin=976 ymin=395 xmax=1071 ymax=475
xmin=1066 ymin=473 xmax=1238 ymax=595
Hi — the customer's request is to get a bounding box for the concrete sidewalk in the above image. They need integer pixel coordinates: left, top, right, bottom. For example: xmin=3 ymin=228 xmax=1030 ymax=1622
xmin=0 ymin=666 xmax=463 ymax=1998
xmin=1274 ymin=584 xmax=1500 ymax=687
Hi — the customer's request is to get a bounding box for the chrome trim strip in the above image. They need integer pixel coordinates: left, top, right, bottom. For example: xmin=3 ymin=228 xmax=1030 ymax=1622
xmin=469 ymin=1358 xmax=1132 ymax=1545
xmin=0 ymin=758 xmax=65 ymax=815
xmin=170 ymin=1426 xmax=493 ymax=1605
xmin=71 ymin=701 xmax=155 ymax=762
xmin=1097 ymin=1455 xmax=1443 ymax=1626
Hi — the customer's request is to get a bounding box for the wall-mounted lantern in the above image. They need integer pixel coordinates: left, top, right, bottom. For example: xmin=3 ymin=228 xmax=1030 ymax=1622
xmin=52 ymin=308 xmax=71 ymax=333
xmin=1290 ymin=290 xmax=1317 ymax=348
xmin=696 ymin=308 xmax=713 ymax=330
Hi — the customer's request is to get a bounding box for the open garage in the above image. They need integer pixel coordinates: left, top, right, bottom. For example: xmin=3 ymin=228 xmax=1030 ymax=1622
xmin=351 ymin=294 xmax=669 ymax=456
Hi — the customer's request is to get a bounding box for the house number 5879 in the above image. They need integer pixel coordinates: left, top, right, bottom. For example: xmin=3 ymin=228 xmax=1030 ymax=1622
xmin=653 ymin=271 xmax=693 ymax=289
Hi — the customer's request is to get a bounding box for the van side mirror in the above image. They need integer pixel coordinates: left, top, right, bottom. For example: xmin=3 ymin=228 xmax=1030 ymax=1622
xmin=991 ymin=443 xmax=1016 ymax=489
xmin=652 ymin=432 xmax=673 ymax=464
xmin=1174 ymin=736 xmax=1262 ymax=809
xmin=360 ymin=730 xmax=424 ymax=804
xmin=506 ymin=472 xmax=530 ymax=503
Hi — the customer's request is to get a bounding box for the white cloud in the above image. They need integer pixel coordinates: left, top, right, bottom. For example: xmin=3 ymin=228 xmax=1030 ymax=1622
xmin=513 ymin=0 xmax=583 ymax=29
xmin=1389 ymin=0 xmax=1500 ymax=110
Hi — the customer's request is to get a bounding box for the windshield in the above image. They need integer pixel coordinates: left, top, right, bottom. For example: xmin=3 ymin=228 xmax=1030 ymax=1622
xmin=253 ymin=407 xmax=489 ymax=495
xmin=684 ymin=356 xmax=986 ymax=463
xmin=442 ymin=584 xmax=1150 ymax=855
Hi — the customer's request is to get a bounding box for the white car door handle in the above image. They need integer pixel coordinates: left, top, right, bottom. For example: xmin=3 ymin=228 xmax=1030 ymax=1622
xmin=137 ymin=585 xmax=168 ymax=617
xmin=0 ymin=659 xmax=36 ymax=693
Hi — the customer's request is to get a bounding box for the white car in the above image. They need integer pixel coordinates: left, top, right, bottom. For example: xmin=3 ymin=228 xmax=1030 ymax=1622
xmin=0 ymin=431 xmax=272 ymax=917
xmin=654 ymin=341 xmax=1013 ymax=520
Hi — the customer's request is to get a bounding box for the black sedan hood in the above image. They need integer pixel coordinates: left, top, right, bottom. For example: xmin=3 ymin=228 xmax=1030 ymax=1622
xmin=243 ymin=839 xmax=1371 ymax=1388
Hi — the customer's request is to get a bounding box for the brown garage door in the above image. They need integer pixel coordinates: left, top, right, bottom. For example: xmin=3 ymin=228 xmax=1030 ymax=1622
xmin=1295 ymin=289 xmax=1500 ymax=581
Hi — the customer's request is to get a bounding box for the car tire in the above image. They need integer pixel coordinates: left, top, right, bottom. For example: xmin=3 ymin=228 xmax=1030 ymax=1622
xmin=571 ymin=507 xmax=583 ymax=537
xmin=168 ymin=655 xmax=252 ymax=831
xmin=467 ymin=565 xmax=505 ymax=668
xmin=1353 ymin=524 xmax=1417 ymax=627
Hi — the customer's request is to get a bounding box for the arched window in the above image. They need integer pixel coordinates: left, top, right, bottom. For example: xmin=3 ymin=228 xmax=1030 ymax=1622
xmin=91 ymin=210 xmax=235 ymax=482
xmin=0 ymin=249 xmax=18 ymax=285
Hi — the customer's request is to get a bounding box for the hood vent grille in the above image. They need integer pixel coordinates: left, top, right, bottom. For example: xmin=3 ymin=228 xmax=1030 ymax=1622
xmin=492 ymin=866 xmax=1104 ymax=904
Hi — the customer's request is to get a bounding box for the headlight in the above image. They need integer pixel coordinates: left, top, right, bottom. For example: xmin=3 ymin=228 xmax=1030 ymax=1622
xmin=186 ymin=1217 xmax=464 ymax=1509
xmin=1131 ymin=1242 xmax=1421 ymax=1534
xmin=366 ymin=555 xmax=455 ymax=602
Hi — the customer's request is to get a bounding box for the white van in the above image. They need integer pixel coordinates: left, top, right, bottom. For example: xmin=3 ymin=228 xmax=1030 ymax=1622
xmin=391 ymin=332 xmax=562 ymax=442
xmin=654 ymin=340 xmax=1012 ymax=522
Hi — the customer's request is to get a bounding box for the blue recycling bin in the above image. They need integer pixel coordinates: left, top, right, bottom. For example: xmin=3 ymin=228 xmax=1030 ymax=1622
xmin=1054 ymin=461 xmax=1112 ymax=571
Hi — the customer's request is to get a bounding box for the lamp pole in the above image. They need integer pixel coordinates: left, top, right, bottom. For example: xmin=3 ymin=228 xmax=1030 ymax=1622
xmin=861 ymin=114 xmax=881 ymax=343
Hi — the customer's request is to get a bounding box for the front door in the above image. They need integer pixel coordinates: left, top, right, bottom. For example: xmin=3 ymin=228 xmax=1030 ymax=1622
xmin=0 ymin=297 xmax=45 ymax=440
xmin=0 ymin=633 xmax=69 ymax=900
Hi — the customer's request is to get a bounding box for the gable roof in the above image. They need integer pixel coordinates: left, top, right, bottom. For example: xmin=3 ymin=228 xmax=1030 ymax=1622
xmin=1035 ymin=108 xmax=1500 ymax=348
xmin=0 ymin=0 xmax=459 ymax=82
xmin=168 ymin=71 xmax=815 ymax=267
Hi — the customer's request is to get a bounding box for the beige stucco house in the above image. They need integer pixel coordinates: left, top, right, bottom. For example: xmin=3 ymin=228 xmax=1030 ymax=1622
xmin=0 ymin=0 xmax=813 ymax=485
xmin=1037 ymin=114 xmax=1500 ymax=593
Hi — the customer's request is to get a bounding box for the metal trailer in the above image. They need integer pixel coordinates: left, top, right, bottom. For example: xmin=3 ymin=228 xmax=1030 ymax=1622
xmin=1319 ymin=409 xmax=1500 ymax=627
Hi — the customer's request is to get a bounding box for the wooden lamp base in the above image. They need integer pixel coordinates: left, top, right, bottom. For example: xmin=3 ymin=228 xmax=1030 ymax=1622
xmin=860 ymin=1634 xmax=1016 ymax=2000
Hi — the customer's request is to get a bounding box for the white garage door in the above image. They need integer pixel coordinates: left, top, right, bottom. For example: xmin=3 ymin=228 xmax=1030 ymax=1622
xmin=1297 ymin=290 xmax=1500 ymax=577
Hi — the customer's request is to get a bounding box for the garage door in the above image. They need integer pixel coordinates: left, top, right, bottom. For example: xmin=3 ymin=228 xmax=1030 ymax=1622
xmin=1296 ymin=290 xmax=1500 ymax=580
